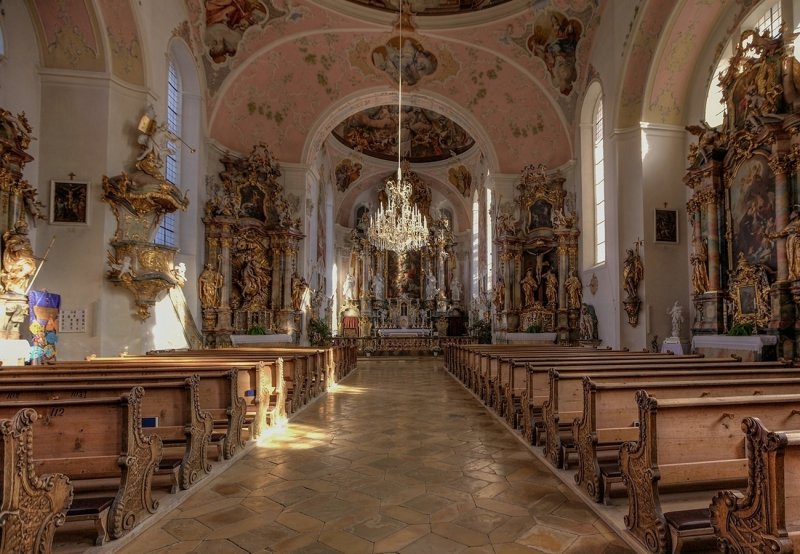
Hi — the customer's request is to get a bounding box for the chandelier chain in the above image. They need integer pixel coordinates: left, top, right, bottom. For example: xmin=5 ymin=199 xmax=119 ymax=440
xmin=367 ymin=4 xmax=429 ymax=253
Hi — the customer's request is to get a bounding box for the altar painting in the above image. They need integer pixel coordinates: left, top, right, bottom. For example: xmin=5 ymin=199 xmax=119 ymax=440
xmin=729 ymin=155 xmax=776 ymax=271
xmin=388 ymin=251 xmax=421 ymax=299
xmin=527 ymin=199 xmax=553 ymax=231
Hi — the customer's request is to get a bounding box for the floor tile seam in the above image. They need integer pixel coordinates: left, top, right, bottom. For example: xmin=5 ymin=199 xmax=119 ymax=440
xmin=441 ymin=367 xmax=647 ymax=554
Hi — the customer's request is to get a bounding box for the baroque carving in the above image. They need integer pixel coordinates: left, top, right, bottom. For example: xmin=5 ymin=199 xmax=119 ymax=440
xmin=0 ymin=408 xmax=73 ymax=554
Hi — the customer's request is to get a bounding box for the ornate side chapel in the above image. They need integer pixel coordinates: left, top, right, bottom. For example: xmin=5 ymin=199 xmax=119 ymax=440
xmin=494 ymin=164 xmax=581 ymax=343
xmin=201 ymin=144 xmax=305 ymax=346
xmin=686 ymin=29 xmax=800 ymax=358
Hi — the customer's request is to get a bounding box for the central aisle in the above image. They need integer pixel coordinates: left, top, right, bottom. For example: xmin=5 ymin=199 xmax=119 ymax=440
xmin=119 ymin=357 xmax=632 ymax=553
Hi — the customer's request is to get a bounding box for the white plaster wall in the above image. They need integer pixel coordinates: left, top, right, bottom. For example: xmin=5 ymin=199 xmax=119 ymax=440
xmin=640 ymin=125 xmax=691 ymax=346
xmin=574 ymin=1 xmax=641 ymax=348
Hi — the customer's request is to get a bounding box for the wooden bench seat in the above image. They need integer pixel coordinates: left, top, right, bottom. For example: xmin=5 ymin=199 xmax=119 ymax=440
xmin=619 ymin=392 xmax=800 ymax=554
xmin=0 ymin=376 xmax=214 ymax=494
xmin=0 ymin=368 xmax=249 ymax=460
xmin=0 ymin=389 xmax=161 ymax=545
xmin=571 ymin=373 xmax=800 ymax=504
xmin=711 ymin=417 xmax=800 ymax=553
xmin=523 ymin=360 xmax=787 ymax=448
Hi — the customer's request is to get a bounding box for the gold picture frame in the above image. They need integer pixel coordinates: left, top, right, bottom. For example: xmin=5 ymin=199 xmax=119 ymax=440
xmin=50 ymin=180 xmax=89 ymax=226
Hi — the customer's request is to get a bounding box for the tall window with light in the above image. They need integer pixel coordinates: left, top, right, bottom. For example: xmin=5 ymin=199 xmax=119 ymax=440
xmin=592 ymin=96 xmax=606 ymax=265
xmin=155 ymin=61 xmax=181 ymax=247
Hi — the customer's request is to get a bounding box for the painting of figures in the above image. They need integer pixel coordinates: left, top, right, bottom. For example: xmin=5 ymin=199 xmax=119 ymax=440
xmin=729 ymin=155 xmax=777 ymax=271
xmin=332 ymin=106 xmax=474 ymax=163
xmin=204 ymin=0 xmax=282 ymax=63
xmin=527 ymin=10 xmax=582 ymax=95
xmin=372 ymin=37 xmax=437 ymax=86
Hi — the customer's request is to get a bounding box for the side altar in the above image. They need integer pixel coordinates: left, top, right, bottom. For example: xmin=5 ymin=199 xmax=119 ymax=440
xmin=684 ymin=30 xmax=800 ymax=359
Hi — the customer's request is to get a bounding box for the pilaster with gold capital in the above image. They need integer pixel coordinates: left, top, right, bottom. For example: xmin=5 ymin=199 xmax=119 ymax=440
xmin=771 ymin=153 xmax=792 ymax=281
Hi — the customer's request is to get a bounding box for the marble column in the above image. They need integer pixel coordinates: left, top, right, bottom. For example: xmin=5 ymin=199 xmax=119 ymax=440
xmin=705 ymin=196 xmax=721 ymax=292
xmin=217 ymin=233 xmax=233 ymax=330
xmin=771 ymin=154 xmax=791 ymax=282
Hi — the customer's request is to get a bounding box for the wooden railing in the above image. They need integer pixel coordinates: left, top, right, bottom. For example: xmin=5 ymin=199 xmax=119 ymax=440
xmin=332 ymin=336 xmax=477 ymax=355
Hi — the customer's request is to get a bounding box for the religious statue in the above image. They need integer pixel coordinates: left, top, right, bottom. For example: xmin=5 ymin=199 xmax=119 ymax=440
xmin=773 ymin=206 xmax=800 ymax=281
xmin=1 ymin=222 xmax=37 ymax=295
xmin=493 ymin=277 xmax=505 ymax=312
xmin=520 ymin=267 xmax=537 ymax=307
xmin=172 ymin=262 xmax=187 ymax=286
xmin=690 ymin=233 xmax=709 ymax=294
xmin=450 ymin=275 xmax=462 ymax=303
xmin=623 ymin=247 xmax=643 ymax=300
xmin=291 ymin=273 xmax=308 ymax=311
xmin=579 ymin=303 xmax=598 ymax=341
xmin=425 ymin=270 xmax=437 ymax=301
xmin=198 ymin=263 xmax=223 ymax=309
xmin=544 ymin=269 xmax=558 ymax=307
xmin=565 ymin=270 xmax=582 ymax=310
xmin=343 ymin=273 xmax=356 ymax=302
xmin=667 ymin=301 xmax=683 ymax=338
xmin=371 ymin=273 xmax=385 ymax=300
xmin=239 ymin=260 xmax=270 ymax=308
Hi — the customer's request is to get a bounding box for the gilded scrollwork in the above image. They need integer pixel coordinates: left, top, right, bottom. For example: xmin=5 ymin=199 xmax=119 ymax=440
xmin=728 ymin=252 xmax=771 ymax=328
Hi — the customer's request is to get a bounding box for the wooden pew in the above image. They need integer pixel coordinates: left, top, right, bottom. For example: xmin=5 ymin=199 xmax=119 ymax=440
xmin=0 ymin=388 xmax=161 ymax=545
xmin=521 ymin=359 xmax=784 ymax=447
xmin=0 ymin=408 xmax=73 ymax=554
xmin=619 ymin=391 xmax=800 ymax=554
xmin=0 ymin=376 xmax=214 ymax=494
xmin=572 ymin=373 xmax=800 ymax=504
xmin=711 ymin=416 xmax=800 ymax=553
xmin=540 ymin=362 xmax=793 ymax=467
xmin=84 ymin=354 xmax=300 ymax=417
xmin=495 ymin=353 xmax=707 ymax=428
xmin=0 ymin=367 xmax=249 ymax=460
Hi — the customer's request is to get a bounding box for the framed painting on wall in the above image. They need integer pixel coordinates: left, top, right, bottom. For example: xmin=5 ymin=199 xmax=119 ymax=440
xmin=654 ymin=208 xmax=678 ymax=243
xmin=50 ymin=180 xmax=89 ymax=225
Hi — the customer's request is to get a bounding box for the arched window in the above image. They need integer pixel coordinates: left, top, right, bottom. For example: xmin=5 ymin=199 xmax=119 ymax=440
xmin=580 ymin=80 xmax=605 ymax=268
xmin=592 ymin=97 xmax=605 ymax=265
xmin=155 ymin=60 xmax=181 ymax=247
xmin=704 ymin=1 xmax=781 ymax=127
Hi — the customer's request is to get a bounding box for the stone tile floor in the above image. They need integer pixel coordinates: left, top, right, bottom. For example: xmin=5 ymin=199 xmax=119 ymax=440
xmin=79 ymin=357 xmax=633 ymax=553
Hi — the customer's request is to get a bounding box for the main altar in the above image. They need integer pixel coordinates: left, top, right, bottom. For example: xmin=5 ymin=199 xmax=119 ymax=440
xmin=337 ymin=169 xmax=466 ymax=339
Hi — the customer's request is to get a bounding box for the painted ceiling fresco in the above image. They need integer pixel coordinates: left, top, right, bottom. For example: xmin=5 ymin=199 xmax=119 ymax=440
xmin=331 ymin=105 xmax=475 ymax=163
xmin=342 ymin=0 xmax=514 ymax=16
xmin=185 ymin=0 xmax=603 ymax=171
xmin=22 ymin=1 xmax=743 ymax=175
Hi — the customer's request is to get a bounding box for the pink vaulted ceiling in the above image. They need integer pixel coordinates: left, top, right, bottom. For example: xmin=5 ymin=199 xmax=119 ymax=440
xmin=187 ymin=0 xmax=605 ymax=173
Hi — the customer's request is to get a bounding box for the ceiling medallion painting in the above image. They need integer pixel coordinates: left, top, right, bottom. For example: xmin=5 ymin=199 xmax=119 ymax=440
xmin=372 ymin=37 xmax=437 ymax=86
xmin=344 ymin=0 xmax=514 ymax=16
xmin=203 ymin=0 xmax=286 ymax=64
xmin=332 ymin=106 xmax=475 ymax=163
xmin=528 ymin=10 xmax=583 ymax=95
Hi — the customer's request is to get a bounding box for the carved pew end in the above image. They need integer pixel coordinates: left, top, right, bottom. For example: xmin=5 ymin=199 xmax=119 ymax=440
xmin=65 ymin=496 xmax=114 ymax=546
xmin=663 ymin=508 xmax=715 ymax=554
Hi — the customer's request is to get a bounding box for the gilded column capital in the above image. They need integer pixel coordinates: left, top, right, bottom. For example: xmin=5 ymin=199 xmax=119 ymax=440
xmin=768 ymin=153 xmax=791 ymax=175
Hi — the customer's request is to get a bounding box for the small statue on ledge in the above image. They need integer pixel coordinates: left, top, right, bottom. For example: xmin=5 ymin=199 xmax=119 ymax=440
xmin=520 ymin=267 xmax=537 ymax=307
xmin=565 ymin=270 xmax=582 ymax=310
xmin=291 ymin=273 xmax=308 ymax=312
xmin=198 ymin=263 xmax=223 ymax=309
xmin=579 ymin=303 xmax=598 ymax=341
xmin=667 ymin=301 xmax=684 ymax=338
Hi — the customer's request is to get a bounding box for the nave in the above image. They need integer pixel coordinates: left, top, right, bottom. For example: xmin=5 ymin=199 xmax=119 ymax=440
xmin=87 ymin=358 xmax=631 ymax=554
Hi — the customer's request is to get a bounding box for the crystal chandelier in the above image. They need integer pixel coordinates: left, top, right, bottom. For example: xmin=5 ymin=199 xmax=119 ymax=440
xmin=367 ymin=4 xmax=429 ymax=252
xmin=368 ymin=162 xmax=429 ymax=252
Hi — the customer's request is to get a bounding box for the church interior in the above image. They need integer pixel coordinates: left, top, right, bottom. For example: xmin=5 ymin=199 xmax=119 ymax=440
xmin=6 ymin=0 xmax=800 ymax=552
